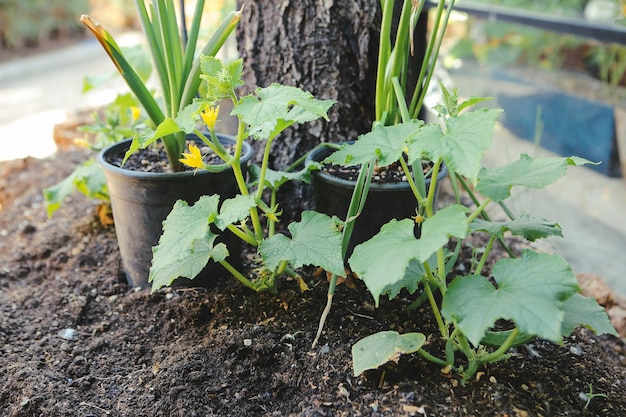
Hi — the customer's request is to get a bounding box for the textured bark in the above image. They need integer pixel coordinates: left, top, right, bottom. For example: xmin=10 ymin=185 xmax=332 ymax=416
xmin=236 ymin=0 xmax=381 ymax=218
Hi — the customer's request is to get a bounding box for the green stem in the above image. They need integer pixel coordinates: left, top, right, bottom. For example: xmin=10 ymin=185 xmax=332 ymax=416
xmin=194 ymin=129 xmax=230 ymax=162
xmin=423 ymin=279 xmax=447 ymax=338
xmin=473 ymin=235 xmax=495 ymax=276
xmin=417 ymin=348 xmax=448 ymax=367
xmin=467 ymin=197 xmax=492 ymax=223
xmin=255 ymin=138 xmax=274 ymax=202
xmin=424 ymin=159 xmax=442 ymax=218
xmin=479 ymin=327 xmax=519 ymax=364
xmin=398 ymin=157 xmax=424 ymax=202
xmin=226 ymin=224 xmax=257 ymax=246
xmin=458 ymin=177 xmax=516 ymax=258
xmin=219 ymin=259 xmax=256 ymax=291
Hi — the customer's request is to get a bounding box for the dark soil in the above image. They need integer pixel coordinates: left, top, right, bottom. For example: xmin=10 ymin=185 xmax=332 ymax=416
xmin=106 ymin=140 xmax=235 ymax=173
xmin=2 ymin=149 xmax=626 ymax=417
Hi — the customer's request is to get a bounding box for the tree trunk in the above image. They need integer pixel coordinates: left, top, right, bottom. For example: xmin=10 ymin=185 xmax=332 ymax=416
xmin=236 ymin=0 xmax=380 ymax=219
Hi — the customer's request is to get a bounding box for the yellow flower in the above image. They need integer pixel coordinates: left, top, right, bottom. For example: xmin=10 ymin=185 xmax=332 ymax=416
xmin=130 ymin=106 xmax=141 ymax=122
xmin=200 ymin=105 xmax=220 ymax=130
xmin=178 ymin=143 xmax=204 ymax=169
xmin=73 ymin=138 xmax=91 ymax=148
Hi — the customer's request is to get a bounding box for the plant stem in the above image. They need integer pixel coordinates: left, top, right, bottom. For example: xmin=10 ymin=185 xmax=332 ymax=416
xmin=417 ymin=348 xmax=448 ymax=367
xmin=479 ymin=327 xmax=519 ymax=364
xmin=312 ymin=273 xmax=337 ymax=349
xmin=473 ymin=235 xmax=495 ymax=276
xmin=399 ymin=157 xmax=424 ymax=202
xmin=226 ymin=224 xmax=257 ymax=246
xmin=423 ymin=279 xmax=447 ymax=338
xmin=467 ymin=197 xmax=492 ymax=223
xmin=424 ymin=159 xmax=442 ymax=218
xmin=458 ymin=177 xmax=516 ymax=258
xmin=219 ymin=259 xmax=256 ymax=291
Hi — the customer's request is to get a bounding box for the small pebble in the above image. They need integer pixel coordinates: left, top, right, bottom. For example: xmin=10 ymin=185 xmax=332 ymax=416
xmin=243 ymin=338 xmax=252 ymax=346
xmin=58 ymin=328 xmax=76 ymax=340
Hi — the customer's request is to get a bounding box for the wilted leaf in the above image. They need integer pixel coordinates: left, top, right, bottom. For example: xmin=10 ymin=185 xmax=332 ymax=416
xmin=352 ymin=331 xmax=425 ymax=376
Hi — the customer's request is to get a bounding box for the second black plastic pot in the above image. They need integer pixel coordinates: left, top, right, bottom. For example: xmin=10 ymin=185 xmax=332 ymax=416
xmin=307 ymin=145 xmax=447 ymax=257
xmin=98 ymin=134 xmax=253 ymax=289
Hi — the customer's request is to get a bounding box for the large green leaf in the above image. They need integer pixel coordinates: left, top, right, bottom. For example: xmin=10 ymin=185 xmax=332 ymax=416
xmin=150 ymin=195 xmax=222 ymax=291
xmin=476 ymin=154 xmax=593 ymax=202
xmin=442 ymin=250 xmax=580 ymax=346
xmin=232 ymin=84 xmax=335 ymax=140
xmin=352 ymin=331 xmax=426 ymax=376
xmin=561 ymin=293 xmax=617 ymax=336
xmin=349 ymin=205 xmax=469 ymax=306
xmin=259 ymin=211 xmax=344 ymax=276
xmin=408 ymin=108 xmax=501 ymax=182
xmin=470 ymin=215 xmax=563 ymax=241
xmin=323 ymin=120 xmax=424 ymax=167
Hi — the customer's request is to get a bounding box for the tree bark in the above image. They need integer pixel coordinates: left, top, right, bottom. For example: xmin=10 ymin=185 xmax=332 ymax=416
xmin=236 ymin=0 xmax=380 ymax=219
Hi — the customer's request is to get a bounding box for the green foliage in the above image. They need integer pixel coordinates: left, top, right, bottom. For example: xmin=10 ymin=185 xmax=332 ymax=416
xmin=342 ymin=87 xmax=616 ymax=381
xmin=442 ymin=250 xmax=579 ymax=346
xmin=350 ymin=206 xmax=469 ymax=306
xmin=43 ymin=94 xmax=146 ymax=217
xmin=259 ymin=211 xmax=344 ymax=277
xmin=150 ymin=196 xmax=227 ymax=290
xmin=82 ymin=0 xmax=241 ymax=171
xmin=150 ymin=56 xmax=336 ymax=293
xmin=43 ymin=161 xmax=109 ymax=218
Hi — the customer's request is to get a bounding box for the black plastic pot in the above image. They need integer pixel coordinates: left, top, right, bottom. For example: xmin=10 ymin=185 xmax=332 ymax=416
xmin=98 ymin=134 xmax=253 ymax=289
xmin=307 ymin=145 xmax=447 ymax=256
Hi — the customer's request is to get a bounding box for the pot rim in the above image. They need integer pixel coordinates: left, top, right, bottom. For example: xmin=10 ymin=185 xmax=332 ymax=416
xmin=306 ymin=143 xmax=447 ymax=191
xmin=97 ymin=133 xmax=254 ymax=180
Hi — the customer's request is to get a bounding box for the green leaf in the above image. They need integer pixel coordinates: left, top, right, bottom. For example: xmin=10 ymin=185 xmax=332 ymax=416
xmin=352 ymin=331 xmax=426 ymax=376
xmin=200 ymin=56 xmax=244 ymax=101
xmin=215 ymin=195 xmax=256 ymax=231
xmin=232 ymin=84 xmax=335 ymax=140
xmin=324 ymin=120 xmax=423 ymax=167
xmin=150 ymin=118 xmax=184 ymax=143
xmin=561 ymin=293 xmax=617 ymax=336
xmin=349 ymin=205 xmax=469 ymax=306
xmin=470 ymin=215 xmax=563 ymax=241
xmin=408 ymin=108 xmax=501 ymax=182
xmin=476 ymin=154 xmax=594 ymax=202
xmin=248 ymin=165 xmax=314 ymax=189
xmin=442 ymin=250 xmax=580 ymax=346
xmin=43 ymin=160 xmax=109 ymax=217
xmin=149 ymin=195 xmax=221 ymax=291
xmin=259 ymin=211 xmax=344 ymax=276
xmin=175 ymin=101 xmax=203 ymax=134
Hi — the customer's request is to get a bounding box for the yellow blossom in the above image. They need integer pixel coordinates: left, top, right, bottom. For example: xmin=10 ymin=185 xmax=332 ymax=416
xmin=178 ymin=143 xmax=204 ymax=169
xmin=200 ymin=105 xmax=219 ymax=130
xmin=73 ymin=138 xmax=91 ymax=148
xmin=130 ymin=106 xmax=141 ymax=122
